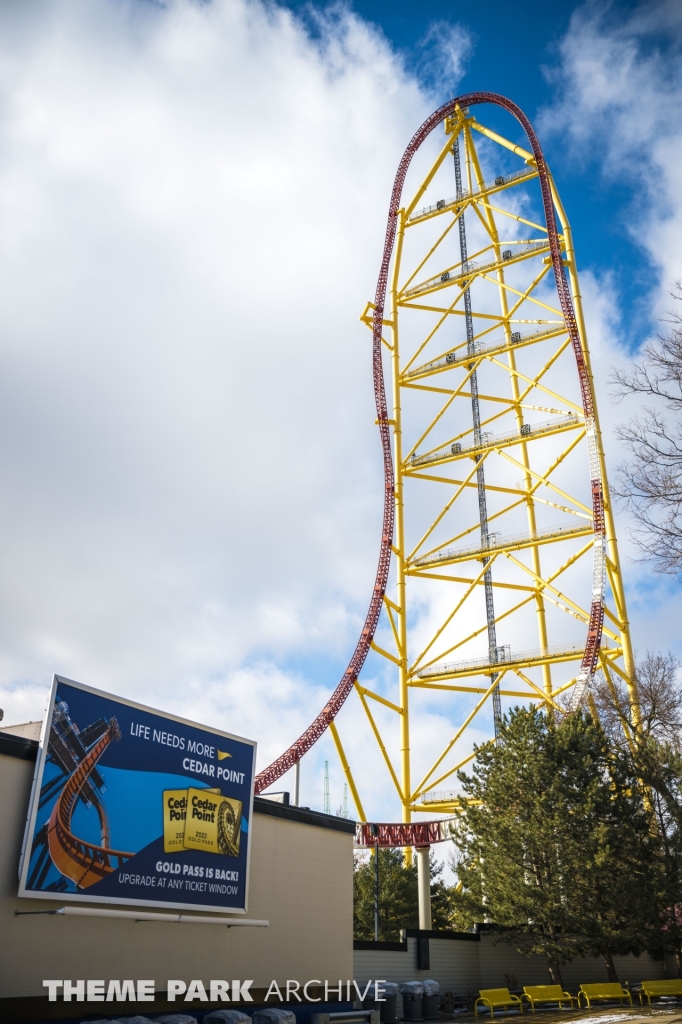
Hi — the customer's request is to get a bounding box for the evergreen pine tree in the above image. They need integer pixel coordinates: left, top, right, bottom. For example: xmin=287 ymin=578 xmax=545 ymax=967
xmin=451 ymin=707 xmax=655 ymax=984
xmin=353 ymin=848 xmax=455 ymax=939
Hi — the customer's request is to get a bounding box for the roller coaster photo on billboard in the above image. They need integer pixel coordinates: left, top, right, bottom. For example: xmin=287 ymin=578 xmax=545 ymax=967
xmin=17 ymin=675 xmax=257 ymax=914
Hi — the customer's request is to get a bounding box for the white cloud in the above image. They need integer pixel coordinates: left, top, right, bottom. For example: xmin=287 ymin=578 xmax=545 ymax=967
xmin=0 ymin=0 xmax=481 ymax=825
xmin=414 ymin=20 xmax=473 ymax=97
xmin=539 ymin=0 xmax=682 ymax=657
xmin=541 ymin=0 xmax=682 ymax=300
xmin=0 ymin=0 xmax=432 ymax=742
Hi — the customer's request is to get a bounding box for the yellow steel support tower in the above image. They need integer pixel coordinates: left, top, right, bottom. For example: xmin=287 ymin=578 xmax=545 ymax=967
xmin=347 ymin=100 xmax=635 ymax=826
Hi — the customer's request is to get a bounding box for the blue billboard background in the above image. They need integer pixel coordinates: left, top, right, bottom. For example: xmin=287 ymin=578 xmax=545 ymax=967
xmin=18 ymin=676 xmax=256 ymax=913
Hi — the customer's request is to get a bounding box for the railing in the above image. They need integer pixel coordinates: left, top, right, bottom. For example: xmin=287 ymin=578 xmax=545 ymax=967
xmin=405 ymin=324 xmax=566 ymax=379
xmin=410 ymin=166 xmax=537 ymax=222
xmin=56 ymin=829 xmax=131 ymax=874
xmin=421 ymin=790 xmax=460 ymax=804
xmin=416 ymin=642 xmax=585 ymax=679
xmin=410 ymin=413 xmax=581 ymax=468
xmin=403 ymin=241 xmax=549 ymax=300
xmin=413 ymin=520 xmax=593 ymax=567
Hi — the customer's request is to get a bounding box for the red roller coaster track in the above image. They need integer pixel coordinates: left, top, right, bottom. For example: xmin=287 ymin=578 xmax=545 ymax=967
xmin=356 ymin=820 xmax=451 ymax=849
xmin=47 ymin=718 xmax=134 ymax=889
xmin=254 ymin=94 xmax=604 ymax=841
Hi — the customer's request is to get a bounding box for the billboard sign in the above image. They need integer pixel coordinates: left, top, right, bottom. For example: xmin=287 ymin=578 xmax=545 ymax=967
xmin=18 ymin=675 xmax=257 ymax=914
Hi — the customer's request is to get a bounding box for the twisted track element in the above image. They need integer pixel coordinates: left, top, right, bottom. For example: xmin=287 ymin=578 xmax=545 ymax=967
xmin=47 ymin=719 xmax=134 ymax=888
xmin=254 ymin=92 xmax=604 ymax=797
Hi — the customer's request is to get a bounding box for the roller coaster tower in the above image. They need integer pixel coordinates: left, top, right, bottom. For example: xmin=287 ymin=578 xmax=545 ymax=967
xmin=255 ymin=94 xmax=636 ymax=841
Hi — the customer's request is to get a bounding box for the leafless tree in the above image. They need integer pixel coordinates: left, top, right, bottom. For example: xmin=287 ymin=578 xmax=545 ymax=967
xmin=591 ymin=649 xmax=682 ymax=840
xmin=592 ymin=651 xmax=682 ymax=974
xmin=611 ymin=285 xmax=682 ymax=575
xmin=591 ymin=650 xmax=682 ymax=751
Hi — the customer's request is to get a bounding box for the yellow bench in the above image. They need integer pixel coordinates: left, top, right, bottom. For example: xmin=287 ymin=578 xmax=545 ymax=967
xmin=578 ymin=983 xmax=633 ymax=1008
xmin=639 ymin=980 xmax=682 ymax=1006
xmin=475 ymin=988 xmax=524 ymax=1016
xmin=522 ymin=985 xmax=576 ymax=1012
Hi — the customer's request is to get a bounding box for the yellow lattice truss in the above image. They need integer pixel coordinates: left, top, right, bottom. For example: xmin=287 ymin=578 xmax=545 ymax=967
xmin=334 ymin=105 xmax=634 ymax=827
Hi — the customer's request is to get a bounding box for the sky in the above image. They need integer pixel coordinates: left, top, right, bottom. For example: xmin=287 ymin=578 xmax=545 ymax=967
xmin=0 ymin=0 xmax=681 ymax=827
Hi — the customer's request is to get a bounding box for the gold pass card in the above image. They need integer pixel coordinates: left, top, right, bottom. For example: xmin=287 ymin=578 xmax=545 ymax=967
xmin=163 ymin=787 xmax=220 ymax=854
xmin=183 ymin=787 xmax=242 ymax=857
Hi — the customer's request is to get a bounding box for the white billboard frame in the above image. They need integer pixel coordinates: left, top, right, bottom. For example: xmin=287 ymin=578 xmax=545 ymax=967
xmin=17 ymin=674 xmax=257 ymax=915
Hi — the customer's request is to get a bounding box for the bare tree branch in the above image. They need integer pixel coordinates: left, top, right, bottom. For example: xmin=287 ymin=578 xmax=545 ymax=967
xmin=591 ymin=650 xmax=682 ymax=854
xmin=610 ymin=284 xmax=682 ymax=575
xmin=592 ymin=650 xmax=682 ymax=750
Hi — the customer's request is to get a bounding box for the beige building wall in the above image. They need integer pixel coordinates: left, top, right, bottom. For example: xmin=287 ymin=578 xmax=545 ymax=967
xmin=0 ymin=747 xmax=354 ymax=1002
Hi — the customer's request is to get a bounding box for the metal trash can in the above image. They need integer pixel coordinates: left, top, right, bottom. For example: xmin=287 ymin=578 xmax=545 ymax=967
xmin=253 ymin=1010 xmax=296 ymax=1024
xmin=156 ymin=1016 xmax=202 ymax=1024
xmin=364 ymin=981 xmax=399 ymax=1023
xmin=204 ymin=1013 xmax=252 ymax=1024
xmin=400 ymin=982 xmax=424 ymax=1022
xmin=422 ymin=980 xmax=440 ymax=1021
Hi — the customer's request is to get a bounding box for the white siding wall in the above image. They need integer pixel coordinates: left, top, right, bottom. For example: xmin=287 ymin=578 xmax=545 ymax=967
xmin=355 ymin=935 xmax=667 ymax=998
xmin=562 ymin=955 xmax=664 ymax=989
xmin=355 ymin=938 xmax=480 ymax=994
xmin=478 ymin=933 xmax=551 ymax=989
xmin=478 ymin=933 xmax=665 ymax=989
